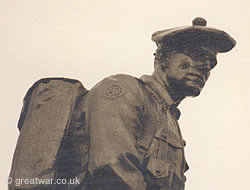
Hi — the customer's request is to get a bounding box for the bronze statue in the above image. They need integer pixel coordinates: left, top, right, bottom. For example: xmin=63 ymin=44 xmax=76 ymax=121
xmin=9 ymin=17 xmax=236 ymax=190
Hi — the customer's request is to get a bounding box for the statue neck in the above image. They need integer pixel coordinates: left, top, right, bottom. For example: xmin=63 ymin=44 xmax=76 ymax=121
xmin=151 ymin=69 xmax=185 ymax=106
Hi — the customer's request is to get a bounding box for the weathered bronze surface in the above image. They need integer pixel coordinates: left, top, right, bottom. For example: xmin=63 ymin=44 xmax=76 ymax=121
xmin=9 ymin=18 xmax=236 ymax=190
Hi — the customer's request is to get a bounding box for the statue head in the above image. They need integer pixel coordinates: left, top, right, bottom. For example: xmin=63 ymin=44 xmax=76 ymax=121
xmin=152 ymin=17 xmax=236 ymax=101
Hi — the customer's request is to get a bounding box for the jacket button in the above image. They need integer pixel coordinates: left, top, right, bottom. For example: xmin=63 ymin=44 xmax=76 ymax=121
xmin=183 ymin=140 xmax=186 ymax=146
xmin=156 ymin=168 xmax=162 ymax=176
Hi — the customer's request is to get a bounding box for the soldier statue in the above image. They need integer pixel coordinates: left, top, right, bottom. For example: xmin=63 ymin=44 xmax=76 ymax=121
xmin=9 ymin=17 xmax=236 ymax=190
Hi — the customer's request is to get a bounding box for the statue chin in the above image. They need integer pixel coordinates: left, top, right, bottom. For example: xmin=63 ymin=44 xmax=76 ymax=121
xmin=168 ymin=79 xmax=203 ymax=98
xmin=182 ymin=80 xmax=204 ymax=97
xmin=188 ymin=87 xmax=201 ymax=97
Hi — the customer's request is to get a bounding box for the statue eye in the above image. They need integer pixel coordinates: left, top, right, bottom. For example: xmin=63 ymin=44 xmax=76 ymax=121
xmin=180 ymin=61 xmax=190 ymax=69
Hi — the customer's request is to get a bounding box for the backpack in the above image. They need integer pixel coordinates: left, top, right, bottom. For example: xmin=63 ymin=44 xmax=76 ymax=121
xmin=9 ymin=78 xmax=89 ymax=190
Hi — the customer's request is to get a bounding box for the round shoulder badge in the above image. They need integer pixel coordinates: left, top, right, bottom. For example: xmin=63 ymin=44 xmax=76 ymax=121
xmin=104 ymin=84 xmax=123 ymax=99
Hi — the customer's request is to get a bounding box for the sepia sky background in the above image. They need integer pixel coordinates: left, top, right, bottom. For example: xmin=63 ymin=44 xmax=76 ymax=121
xmin=1 ymin=0 xmax=250 ymax=189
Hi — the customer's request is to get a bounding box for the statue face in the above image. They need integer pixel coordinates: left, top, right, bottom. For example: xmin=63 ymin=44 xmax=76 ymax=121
xmin=164 ymin=47 xmax=216 ymax=97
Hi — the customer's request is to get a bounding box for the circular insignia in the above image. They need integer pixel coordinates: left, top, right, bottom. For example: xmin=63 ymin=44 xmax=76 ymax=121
xmin=104 ymin=84 xmax=123 ymax=99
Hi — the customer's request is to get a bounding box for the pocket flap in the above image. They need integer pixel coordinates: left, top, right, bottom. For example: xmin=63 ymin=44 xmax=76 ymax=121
xmin=166 ymin=130 xmax=184 ymax=149
xmin=154 ymin=128 xmax=184 ymax=149
xmin=146 ymin=158 xmax=170 ymax=178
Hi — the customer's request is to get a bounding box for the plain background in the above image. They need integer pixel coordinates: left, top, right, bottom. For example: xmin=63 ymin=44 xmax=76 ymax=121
xmin=1 ymin=0 xmax=250 ymax=189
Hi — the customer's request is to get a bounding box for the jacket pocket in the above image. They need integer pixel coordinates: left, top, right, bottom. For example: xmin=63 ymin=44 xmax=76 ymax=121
xmin=146 ymin=158 xmax=170 ymax=178
xmin=147 ymin=127 xmax=185 ymax=180
xmin=154 ymin=127 xmax=184 ymax=149
xmin=165 ymin=130 xmax=184 ymax=149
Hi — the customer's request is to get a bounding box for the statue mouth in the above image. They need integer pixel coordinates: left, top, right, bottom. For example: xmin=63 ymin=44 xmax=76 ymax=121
xmin=185 ymin=73 xmax=205 ymax=87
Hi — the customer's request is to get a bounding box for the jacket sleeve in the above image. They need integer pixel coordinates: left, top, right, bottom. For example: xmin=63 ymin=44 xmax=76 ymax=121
xmin=86 ymin=76 xmax=146 ymax=190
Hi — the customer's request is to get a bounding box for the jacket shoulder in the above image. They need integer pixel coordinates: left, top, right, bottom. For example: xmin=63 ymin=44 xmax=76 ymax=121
xmin=106 ymin=74 xmax=142 ymax=86
xmin=89 ymin=74 xmax=145 ymax=103
xmin=92 ymin=74 xmax=143 ymax=91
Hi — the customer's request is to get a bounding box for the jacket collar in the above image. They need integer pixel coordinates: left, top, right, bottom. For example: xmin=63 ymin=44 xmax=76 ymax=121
xmin=140 ymin=75 xmax=175 ymax=106
xmin=140 ymin=75 xmax=181 ymax=120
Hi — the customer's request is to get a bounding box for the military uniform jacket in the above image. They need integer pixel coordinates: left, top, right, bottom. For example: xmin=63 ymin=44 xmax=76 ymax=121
xmin=85 ymin=74 xmax=189 ymax=190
